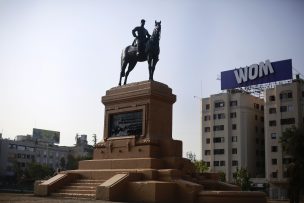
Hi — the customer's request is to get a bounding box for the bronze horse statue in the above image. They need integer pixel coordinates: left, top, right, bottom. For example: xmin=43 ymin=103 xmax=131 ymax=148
xmin=119 ymin=21 xmax=161 ymax=86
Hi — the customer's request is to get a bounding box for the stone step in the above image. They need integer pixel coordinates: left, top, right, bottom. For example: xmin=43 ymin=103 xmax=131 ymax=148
xmin=64 ymin=185 xmax=96 ymax=190
xmin=51 ymin=192 xmax=95 ymax=199
xmin=51 ymin=178 xmax=105 ymax=199
xmin=59 ymin=189 xmax=95 ymax=194
xmin=75 ymin=179 xmax=105 ymax=183
xmin=69 ymin=182 xmax=102 ymax=187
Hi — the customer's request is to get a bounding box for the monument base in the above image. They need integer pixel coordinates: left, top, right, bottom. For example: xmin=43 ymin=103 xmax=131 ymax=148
xmin=34 ymin=81 xmax=266 ymax=203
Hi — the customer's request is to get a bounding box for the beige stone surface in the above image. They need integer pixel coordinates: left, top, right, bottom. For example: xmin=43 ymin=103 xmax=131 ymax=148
xmin=33 ymin=81 xmax=268 ymax=203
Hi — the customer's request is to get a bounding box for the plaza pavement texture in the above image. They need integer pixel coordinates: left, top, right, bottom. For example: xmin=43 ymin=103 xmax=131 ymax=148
xmin=0 ymin=193 xmax=299 ymax=203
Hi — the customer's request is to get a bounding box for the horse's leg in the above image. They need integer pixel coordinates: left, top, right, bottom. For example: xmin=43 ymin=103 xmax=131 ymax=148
xmin=119 ymin=61 xmax=128 ymax=86
xmin=119 ymin=50 xmax=128 ymax=86
xmin=150 ymin=57 xmax=159 ymax=81
xmin=147 ymin=55 xmax=153 ymax=80
xmin=124 ymin=60 xmax=137 ymax=85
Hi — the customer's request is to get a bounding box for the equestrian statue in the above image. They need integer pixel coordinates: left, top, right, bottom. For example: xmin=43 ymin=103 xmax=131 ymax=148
xmin=119 ymin=19 xmax=161 ymax=86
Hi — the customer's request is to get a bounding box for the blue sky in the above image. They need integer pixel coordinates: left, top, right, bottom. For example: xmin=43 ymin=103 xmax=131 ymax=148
xmin=0 ymin=0 xmax=303 ymax=158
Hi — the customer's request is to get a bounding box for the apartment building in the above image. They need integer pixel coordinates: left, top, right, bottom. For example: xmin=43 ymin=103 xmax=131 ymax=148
xmin=0 ymin=134 xmax=93 ymax=178
xmin=201 ymin=91 xmax=265 ymax=182
xmin=264 ymin=78 xmax=304 ymax=199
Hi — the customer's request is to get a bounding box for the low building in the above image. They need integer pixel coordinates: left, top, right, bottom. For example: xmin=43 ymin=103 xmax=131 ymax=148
xmin=0 ymin=132 xmax=93 ymax=178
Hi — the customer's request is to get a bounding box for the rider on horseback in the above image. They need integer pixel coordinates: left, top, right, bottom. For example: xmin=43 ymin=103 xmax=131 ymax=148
xmin=132 ymin=19 xmax=151 ymax=57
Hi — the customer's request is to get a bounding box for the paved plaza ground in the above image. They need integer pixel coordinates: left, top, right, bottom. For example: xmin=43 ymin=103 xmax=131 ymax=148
xmin=0 ymin=193 xmax=125 ymax=203
xmin=1 ymin=192 xmax=302 ymax=203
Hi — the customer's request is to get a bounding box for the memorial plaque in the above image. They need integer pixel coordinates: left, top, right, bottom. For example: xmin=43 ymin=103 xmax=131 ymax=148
xmin=109 ymin=110 xmax=143 ymax=137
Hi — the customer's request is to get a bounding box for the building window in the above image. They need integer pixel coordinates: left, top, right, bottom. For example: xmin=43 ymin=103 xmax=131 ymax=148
xmin=206 ymin=162 xmax=210 ymax=167
xmin=271 ymin=133 xmax=277 ymax=139
xmin=17 ymin=145 xmax=26 ymax=151
xmin=280 ymin=106 xmax=287 ymax=112
xmin=269 ymin=95 xmax=275 ymax=101
xmin=261 ymin=105 xmax=264 ymax=111
xmin=213 ymin=125 xmax=224 ymax=131
xmin=260 ymin=116 xmax=264 ymax=122
xmin=271 ymin=146 xmax=278 ymax=152
xmin=232 ymin=136 xmax=237 ymax=142
xmin=214 ymin=149 xmax=224 ymax=155
xmin=204 ymin=127 xmax=210 ymax=132
xmin=217 ymin=113 xmax=225 ymax=119
xmin=232 ymin=160 xmax=238 ymax=166
xmin=269 ymin=108 xmax=276 ymax=114
xmin=214 ymin=113 xmax=225 ymax=120
xmin=206 ymin=138 xmax=210 ymax=144
xmin=232 ymin=124 xmax=237 ymax=130
xmin=9 ymin=144 xmax=16 ymax=149
xmin=281 ymin=118 xmax=295 ymax=125
xmin=272 ymin=159 xmax=277 ymax=165
xmin=205 ymin=150 xmax=211 ymax=155
xmin=288 ymin=105 xmax=294 ymax=112
xmin=280 ymin=91 xmax=293 ymax=100
xmin=269 ymin=120 xmax=277 ymax=126
xmin=204 ymin=115 xmax=211 ymax=121
xmin=214 ymin=101 xmax=225 ymax=108
xmin=232 ymin=148 xmax=237 ymax=154
xmin=230 ymin=112 xmax=237 ymax=118
xmin=213 ymin=137 xmax=224 ymax=143
xmin=230 ymin=100 xmax=237 ymax=106
xmin=220 ymin=161 xmax=225 ymax=166
xmin=254 ymin=103 xmax=260 ymax=109
xmin=272 ymin=172 xmax=278 ymax=178
xmin=214 ymin=161 xmax=219 ymax=166
xmin=255 ymin=115 xmax=258 ymax=120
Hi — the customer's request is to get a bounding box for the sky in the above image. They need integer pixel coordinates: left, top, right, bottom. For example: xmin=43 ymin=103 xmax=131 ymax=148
xmin=0 ymin=0 xmax=304 ymax=159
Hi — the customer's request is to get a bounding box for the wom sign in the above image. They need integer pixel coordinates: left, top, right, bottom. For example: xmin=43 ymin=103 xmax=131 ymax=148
xmin=221 ymin=59 xmax=292 ymax=90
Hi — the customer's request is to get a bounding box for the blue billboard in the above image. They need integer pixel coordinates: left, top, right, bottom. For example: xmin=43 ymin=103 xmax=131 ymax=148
xmin=221 ymin=59 xmax=292 ymax=90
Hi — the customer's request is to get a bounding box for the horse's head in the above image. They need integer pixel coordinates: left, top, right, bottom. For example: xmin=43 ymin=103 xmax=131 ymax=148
xmin=155 ymin=20 xmax=161 ymax=32
xmin=150 ymin=20 xmax=161 ymax=42
xmin=154 ymin=20 xmax=161 ymax=35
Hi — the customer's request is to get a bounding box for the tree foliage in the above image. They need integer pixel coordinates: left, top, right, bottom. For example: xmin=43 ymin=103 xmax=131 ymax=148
xmin=280 ymin=126 xmax=304 ymax=164
xmin=186 ymin=151 xmax=209 ymax=173
xmin=280 ymin=126 xmax=304 ymax=201
xmin=218 ymin=171 xmax=226 ymax=182
xmin=234 ymin=167 xmax=251 ymax=191
xmin=25 ymin=162 xmax=54 ymax=180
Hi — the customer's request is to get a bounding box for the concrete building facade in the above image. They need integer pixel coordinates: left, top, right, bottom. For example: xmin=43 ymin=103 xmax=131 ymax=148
xmin=0 ymin=133 xmax=93 ymax=178
xmin=201 ymin=91 xmax=265 ymax=182
xmin=264 ymin=78 xmax=304 ymax=199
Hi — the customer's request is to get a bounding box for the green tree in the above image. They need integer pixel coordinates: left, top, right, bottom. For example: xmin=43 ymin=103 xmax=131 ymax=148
xmin=218 ymin=171 xmax=226 ymax=182
xmin=25 ymin=162 xmax=54 ymax=180
xmin=234 ymin=167 xmax=251 ymax=191
xmin=60 ymin=157 xmax=66 ymax=169
xmin=193 ymin=160 xmax=209 ymax=173
xmin=66 ymin=154 xmax=78 ymax=170
xmin=280 ymin=126 xmax=304 ymax=203
xmin=186 ymin=151 xmax=209 ymax=173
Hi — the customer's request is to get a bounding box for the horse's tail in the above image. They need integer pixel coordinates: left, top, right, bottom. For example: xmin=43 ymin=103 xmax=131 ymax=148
xmin=120 ymin=47 xmax=129 ymax=77
xmin=121 ymin=49 xmax=124 ymax=69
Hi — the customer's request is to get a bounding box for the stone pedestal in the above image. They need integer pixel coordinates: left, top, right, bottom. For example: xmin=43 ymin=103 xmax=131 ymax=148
xmin=34 ymin=80 xmax=267 ymax=203
xmin=93 ymin=81 xmax=183 ymax=160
